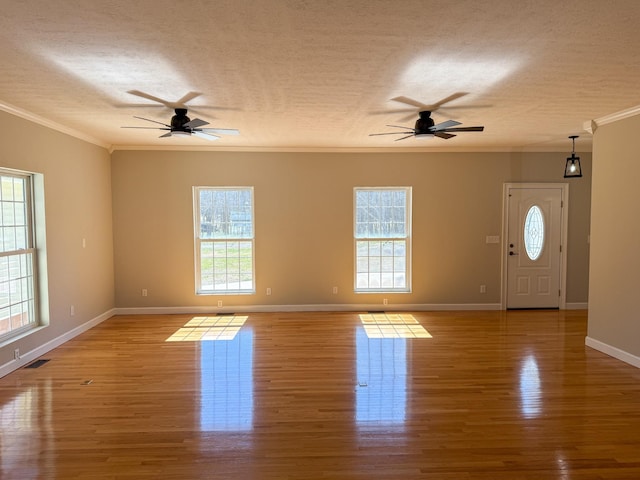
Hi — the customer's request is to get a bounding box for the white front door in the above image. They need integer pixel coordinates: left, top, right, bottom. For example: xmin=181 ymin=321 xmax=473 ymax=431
xmin=505 ymin=184 xmax=566 ymax=309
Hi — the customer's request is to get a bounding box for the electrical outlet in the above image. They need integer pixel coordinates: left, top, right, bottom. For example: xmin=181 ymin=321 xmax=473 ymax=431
xmin=70 ymin=305 xmax=75 ymax=316
xmin=266 ymin=287 xmax=272 ymax=296
xmin=332 ymin=286 xmax=338 ymax=294
xmin=217 ymin=300 xmax=223 ymax=307
xmin=480 ymin=285 xmax=486 ymax=293
xmin=383 ymin=298 xmax=388 ymax=305
xmin=14 ymin=348 xmax=20 ymax=360
xmin=142 ymin=288 xmax=148 ymax=297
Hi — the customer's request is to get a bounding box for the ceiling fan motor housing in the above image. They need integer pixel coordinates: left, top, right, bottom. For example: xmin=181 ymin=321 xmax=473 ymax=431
xmin=171 ymin=108 xmax=191 ymax=131
xmin=414 ymin=111 xmax=435 ymax=134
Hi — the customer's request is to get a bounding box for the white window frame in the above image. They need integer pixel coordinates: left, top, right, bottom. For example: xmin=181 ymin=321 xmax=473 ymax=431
xmin=0 ymin=170 xmax=39 ymax=342
xmin=354 ymin=187 xmax=412 ymax=293
xmin=193 ymin=186 xmax=255 ymax=295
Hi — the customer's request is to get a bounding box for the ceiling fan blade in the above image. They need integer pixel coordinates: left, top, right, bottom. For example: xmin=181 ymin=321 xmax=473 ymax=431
xmin=369 ymin=108 xmax=415 ymax=116
xmin=193 ymin=131 xmax=220 ymax=141
xmin=369 ymin=131 xmax=414 ymax=136
xmin=121 ymin=126 xmax=170 ymax=130
xmin=159 ymin=132 xmax=173 ymax=138
xmin=184 ymin=118 xmax=209 ymax=129
xmin=431 ymin=120 xmax=462 ymax=131
xmin=429 ymin=92 xmax=468 ymax=109
xmin=199 ymin=128 xmax=240 ymax=136
xmin=132 ymin=116 xmax=171 ymax=127
xmin=438 ymin=104 xmax=492 ymax=111
xmin=127 ymin=90 xmax=205 ymax=110
xmin=434 ymin=132 xmax=455 ymax=139
xmin=127 ymin=90 xmax=175 ymax=107
xmin=390 ymin=93 xmax=474 ymax=122
xmin=390 ymin=96 xmax=428 ymax=109
xmin=385 ymin=124 xmax=413 ymax=130
xmin=175 ymin=92 xmax=203 ymax=106
xmin=397 ymin=112 xmax=420 ymax=123
xmin=439 ymin=126 xmax=485 ymax=132
xmin=394 ymin=134 xmax=416 ymax=141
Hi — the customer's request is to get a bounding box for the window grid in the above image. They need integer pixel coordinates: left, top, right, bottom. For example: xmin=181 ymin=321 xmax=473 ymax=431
xmin=0 ymin=173 xmax=37 ymax=341
xmin=194 ymin=187 xmax=255 ymax=295
xmin=524 ymin=205 xmax=545 ymax=261
xmin=354 ymin=188 xmax=411 ymax=293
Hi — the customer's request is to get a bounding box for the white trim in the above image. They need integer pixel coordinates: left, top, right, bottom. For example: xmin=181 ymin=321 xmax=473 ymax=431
xmin=583 ymin=104 xmax=640 ymax=133
xmin=565 ymin=302 xmax=588 ymax=310
xmin=585 ymin=336 xmax=640 ymax=369
xmin=0 ymin=309 xmax=115 ymax=379
xmin=501 ymin=183 xmax=569 ymax=310
xmin=110 ymin=145 xmax=593 ymax=154
xmin=0 ymin=100 xmax=109 ymax=149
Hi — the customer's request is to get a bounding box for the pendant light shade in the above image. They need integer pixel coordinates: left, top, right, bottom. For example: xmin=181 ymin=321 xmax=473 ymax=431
xmin=564 ymin=135 xmax=582 ymax=178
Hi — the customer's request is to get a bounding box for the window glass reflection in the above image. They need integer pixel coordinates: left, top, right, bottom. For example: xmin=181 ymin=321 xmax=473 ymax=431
xmin=0 ymin=382 xmax=52 ymax=478
xmin=520 ymin=354 xmax=541 ymax=419
xmin=355 ymin=327 xmax=406 ymax=426
xmin=200 ymin=329 xmax=253 ymax=431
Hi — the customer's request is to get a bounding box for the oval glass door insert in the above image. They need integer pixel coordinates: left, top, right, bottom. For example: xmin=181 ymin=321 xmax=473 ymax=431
xmin=524 ymin=205 xmax=544 ymax=261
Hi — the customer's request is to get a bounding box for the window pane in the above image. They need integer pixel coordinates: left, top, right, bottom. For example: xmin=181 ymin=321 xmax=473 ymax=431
xmin=524 ymin=205 xmax=545 ymax=261
xmin=381 ymin=256 xmax=394 ymax=273
xmin=195 ymin=187 xmax=255 ymax=294
xmin=0 ymin=172 xmax=36 ymax=341
xmin=369 ymin=256 xmax=381 ymax=273
xmin=354 ymin=188 xmax=411 ymax=293
xmin=199 ymin=188 xmax=253 ymax=240
xmin=356 ymin=257 xmax=369 ymax=274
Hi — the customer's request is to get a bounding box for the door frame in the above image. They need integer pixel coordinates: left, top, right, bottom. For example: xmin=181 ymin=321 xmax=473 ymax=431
xmin=501 ymin=183 xmax=569 ymax=310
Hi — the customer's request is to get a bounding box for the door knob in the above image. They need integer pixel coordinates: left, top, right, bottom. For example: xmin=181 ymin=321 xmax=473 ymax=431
xmin=509 ymin=251 xmax=519 ymax=256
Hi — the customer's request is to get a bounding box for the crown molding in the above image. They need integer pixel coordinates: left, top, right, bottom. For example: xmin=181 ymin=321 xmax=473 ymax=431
xmin=110 ymin=144 xmax=575 ymax=154
xmin=584 ymin=104 xmax=640 ymax=133
xmin=0 ymin=100 xmax=110 ymax=150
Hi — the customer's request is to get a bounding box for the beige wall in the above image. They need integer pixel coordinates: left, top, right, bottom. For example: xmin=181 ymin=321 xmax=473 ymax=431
xmin=0 ymin=110 xmax=114 ymax=369
xmin=111 ymin=149 xmax=591 ymax=310
xmin=588 ymin=113 xmax=640 ymax=360
xmin=0 ymin=107 xmax=593 ymax=374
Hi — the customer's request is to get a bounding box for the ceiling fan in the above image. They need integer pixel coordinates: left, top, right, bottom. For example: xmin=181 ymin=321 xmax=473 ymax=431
xmin=122 ymin=107 xmax=239 ymax=140
xmin=376 ymin=92 xmax=489 ymax=122
xmin=369 ymin=109 xmax=484 ymax=141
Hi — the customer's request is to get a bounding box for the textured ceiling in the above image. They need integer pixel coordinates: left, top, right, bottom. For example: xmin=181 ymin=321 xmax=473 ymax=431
xmin=0 ymin=0 xmax=639 ymax=151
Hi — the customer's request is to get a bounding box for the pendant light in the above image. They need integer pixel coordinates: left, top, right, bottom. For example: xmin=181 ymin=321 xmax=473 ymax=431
xmin=564 ymin=135 xmax=582 ymax=178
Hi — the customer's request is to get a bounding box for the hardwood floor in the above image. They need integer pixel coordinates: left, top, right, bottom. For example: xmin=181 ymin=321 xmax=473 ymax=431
xmin=2 ymin=310 xmax=640 ymax=479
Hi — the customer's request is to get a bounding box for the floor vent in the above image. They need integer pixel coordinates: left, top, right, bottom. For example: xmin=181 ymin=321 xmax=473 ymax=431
xmin=216 ymin=312 xmax=235 ymax=316
xmin=25 ymin=359 xmax=50 ymax=369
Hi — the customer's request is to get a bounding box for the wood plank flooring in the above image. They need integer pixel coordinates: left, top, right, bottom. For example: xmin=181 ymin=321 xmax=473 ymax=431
xmin=2 ymin=310 xmax=640 ymax=479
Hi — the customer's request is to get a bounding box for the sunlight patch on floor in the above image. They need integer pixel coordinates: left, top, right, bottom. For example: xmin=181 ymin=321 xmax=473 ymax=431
xmin=166 ymin=315 xmax=248 ymax=342
xmin=359 ymin=313 xmax=432 ymax=339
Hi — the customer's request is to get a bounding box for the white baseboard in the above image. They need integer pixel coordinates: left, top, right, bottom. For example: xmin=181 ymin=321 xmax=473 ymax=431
xmin=0 ymin=309 xmax=116 ymax=379
xmin=585 ymin=336 xmax=640 ymax=369
xmin=566 ymin=302 xmax=588 ymax=310
xmin=115 ymin=303 xmax=503 ymax=316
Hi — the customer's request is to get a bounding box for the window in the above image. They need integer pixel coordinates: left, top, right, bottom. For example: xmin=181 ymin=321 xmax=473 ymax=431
xmin=524 ymin=205 xmax=545 ymax=261
xmin=354 ymin=187 xmax=411 ymax=292
xmin=194 ymin=187 xmax=255 ymax=294
xmin=0 ymin=172 xmax=38 ymax=341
